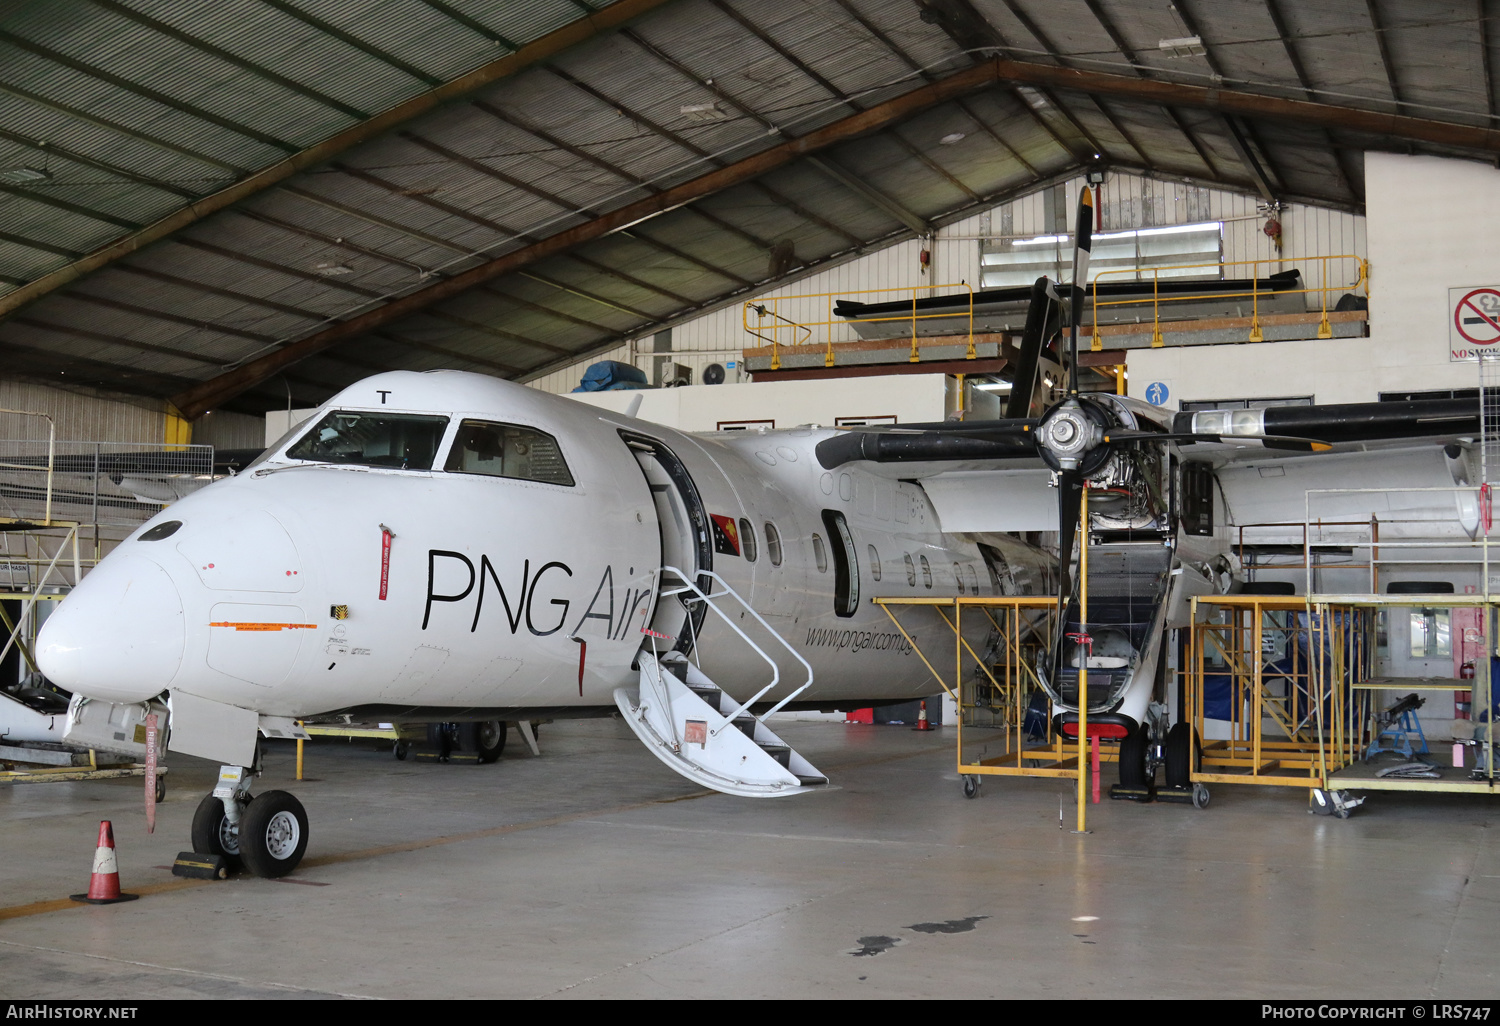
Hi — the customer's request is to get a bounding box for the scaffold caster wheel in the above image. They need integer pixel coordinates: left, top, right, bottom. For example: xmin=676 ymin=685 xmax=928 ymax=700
xmin=1192 ymin=783 xmax=1210 ymax=809
xmin=962 ymin=775 xmax=980 ymax=799
xmin=154 ymin=774 xmax=166 ymax=803
xmin=393 ymin=741 xmax=409 ymax=761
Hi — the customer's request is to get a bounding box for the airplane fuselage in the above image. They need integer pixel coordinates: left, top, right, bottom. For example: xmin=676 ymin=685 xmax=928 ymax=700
xmin=39 ymin=371 xmax=1040 ymax=727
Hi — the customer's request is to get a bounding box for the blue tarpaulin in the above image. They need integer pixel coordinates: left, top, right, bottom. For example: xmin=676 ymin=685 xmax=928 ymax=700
xmin=572 ymin=360 xmax=649 ymax=392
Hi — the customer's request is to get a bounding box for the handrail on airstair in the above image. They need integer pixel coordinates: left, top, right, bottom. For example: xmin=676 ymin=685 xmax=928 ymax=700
xmin=655 ymin=565 xmax=814 ymax=733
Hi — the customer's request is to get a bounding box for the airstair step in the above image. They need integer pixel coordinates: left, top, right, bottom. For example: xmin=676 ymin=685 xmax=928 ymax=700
xmin=688 ymin=684 xmax=723 ymax=712
xmin=795 ymin=774 xmax=829 ymax=787
xmin=732 ymin=715 xmax=757 ymax=738
xmin=757 ymin=742 xmax=792 ymax=768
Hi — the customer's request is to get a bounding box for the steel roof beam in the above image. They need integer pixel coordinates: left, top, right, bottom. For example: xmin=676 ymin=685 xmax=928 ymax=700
xmin=606 ymin=34 xmax=865 ymax=247
xmin=397 ymin=129 xmax=753 ymax=287
xmin=803 ymin=155 xmax=929 ymax=235
xmin=0 ymin=128 xmax=199 ymax=201
xmin=257 ymin=0 xmax=443 ymax=87
xmin=1484 ymin=0 xmax=1497 ymax=120
xmin=0 ymin=0 xmax=678 ymax=324
xmin=167 ymin=53 xmax=1500 ymax=417
xmin=370 ymin=331 xmax=525 ymax=376
xmin=1364 ymin=0 xmax=1405 ymax=112
xmin=488 ymin=70 xmax=782 ymax=255
xmin=0 ymin=29 xmax=299 ymax=153
xmin=415 ymin=0 xmax=521 ymax=50
xmin=85 ymin=0 xmax=371 ymax=120
xmin=518 ymin=271 xmax=656 ymax=322
xmin=478 ymin=287 xmax=614 ymax=335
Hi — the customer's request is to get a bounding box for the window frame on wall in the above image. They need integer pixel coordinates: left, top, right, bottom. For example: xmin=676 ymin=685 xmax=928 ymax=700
xmin=979 ymin=221 xmax=1225 ymax=290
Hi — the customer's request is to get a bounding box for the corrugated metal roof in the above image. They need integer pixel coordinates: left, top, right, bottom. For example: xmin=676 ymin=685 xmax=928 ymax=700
xmin=0 ymin=0 xmax=1493 ymax=412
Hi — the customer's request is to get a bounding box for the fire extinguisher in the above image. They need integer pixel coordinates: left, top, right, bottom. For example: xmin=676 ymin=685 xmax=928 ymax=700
xmin=1457 ymin=660 xmax=1475 ymax=719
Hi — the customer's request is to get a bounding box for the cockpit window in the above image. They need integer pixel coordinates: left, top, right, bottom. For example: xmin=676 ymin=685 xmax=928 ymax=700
xmin=444 ymin=419 xmax=575 ymax=487
xmin=286 ymin=412 xmax=449 ymax=470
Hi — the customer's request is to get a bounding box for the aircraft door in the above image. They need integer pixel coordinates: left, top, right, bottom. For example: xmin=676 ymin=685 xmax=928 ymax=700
xmin=621 ymin=432 xmax=712 ymax=654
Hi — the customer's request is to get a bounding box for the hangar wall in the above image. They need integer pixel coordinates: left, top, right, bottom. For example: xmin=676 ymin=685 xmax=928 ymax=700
xmin=1128 ymin=152 xmax=1500 ymax=408
xmin=526 ymin=169 xmax=1364 ymax=397
xmin=0 ymin=380 xmax=172 ymax=444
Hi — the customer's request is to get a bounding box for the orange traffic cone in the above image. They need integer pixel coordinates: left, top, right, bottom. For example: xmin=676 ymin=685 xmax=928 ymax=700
xmin=70 ymin=821 xmax=139 ymax=905
xmin=913 ymin=700 xmax=936 ymax=732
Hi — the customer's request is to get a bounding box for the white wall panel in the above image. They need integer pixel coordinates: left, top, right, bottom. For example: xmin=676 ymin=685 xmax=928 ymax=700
xmin=1129 ymin=151 xmax=1486 ymax=407
xmin=528 ymin=170 xmax=1367 ymax=397
xmin=0 ymin=381 xmax=162 ymax=443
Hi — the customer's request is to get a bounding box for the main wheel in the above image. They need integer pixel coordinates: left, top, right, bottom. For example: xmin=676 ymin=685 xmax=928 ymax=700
xmin=1164 ymin=722 xmax=1201 ymax=789
xmin=1117 ymin=724 xmax=1150 ymax=788
xmin=463 ymin=720 xmax=507 ymax=764
xmin=190 ymin=793 xmax=242 ymax=870
xmin=238 ymin=790 xmax=309 ymax=879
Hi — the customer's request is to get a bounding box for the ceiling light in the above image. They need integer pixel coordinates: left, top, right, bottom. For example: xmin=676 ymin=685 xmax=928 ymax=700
xmin=0 ymin=166 xmax=51 ymax=184
xmin=939 ymin=132 xmax=966 ymax=145
xmin=680 ymin=102 xmax=727 ymax=122
xmin=1015 ymin=86 xmax=1049 ymax=110
xmin=974 ymin=381 xmax=1012 ymax=391
xmin=314 ymin=262 xmax=353 ymax=276
xmin=1159 ymin=36 xmax=1206 ymax=58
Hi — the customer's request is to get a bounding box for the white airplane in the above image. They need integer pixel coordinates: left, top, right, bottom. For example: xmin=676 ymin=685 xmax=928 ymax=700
xmin=32 ymin=191 xmax=1483 ymax=878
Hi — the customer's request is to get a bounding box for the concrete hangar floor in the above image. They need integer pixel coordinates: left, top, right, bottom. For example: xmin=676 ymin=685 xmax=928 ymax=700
xmin=1 ymin=718 xmax=1496 ymax=1000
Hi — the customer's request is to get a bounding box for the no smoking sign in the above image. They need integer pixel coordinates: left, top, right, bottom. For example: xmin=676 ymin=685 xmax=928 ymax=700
xmin=1450 ymin=286 xmax=1500 ymax=360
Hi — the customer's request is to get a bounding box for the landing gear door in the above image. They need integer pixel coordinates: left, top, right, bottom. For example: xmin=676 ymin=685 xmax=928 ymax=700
xmin=621 ymin=432 xmax=712 ymax=655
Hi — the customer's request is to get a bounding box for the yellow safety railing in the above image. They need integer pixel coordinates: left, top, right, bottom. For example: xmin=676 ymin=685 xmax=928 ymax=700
xmin=1088 ymin=253 xmax=1369 ymax=349
xmin=744 ymin=283 xmax=976 ymax=369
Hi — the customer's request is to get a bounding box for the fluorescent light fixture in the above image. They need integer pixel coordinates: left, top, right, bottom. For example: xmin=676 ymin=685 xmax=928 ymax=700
xmin=939 ymin=132 xmax=966 ymax=145
xmin=1015 ymin=86 xmax=1049 ymax=110
xmin=313 ymin=262 xmax=353 ymax=276
xmin=974 ymin=381 xmax=1013 ymax=391
xmin=1013 ymin=234 xmax=1068 ymax=246
xmin=0 ymin=166 xmax=51 ymax=184
xmin=1159 ymin=35 xmax=1206 ymax=58
xmin=680 ymin=102 xmax=727 ymax=121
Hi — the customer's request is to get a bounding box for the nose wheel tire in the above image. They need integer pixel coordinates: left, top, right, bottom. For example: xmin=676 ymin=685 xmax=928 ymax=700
xmin=238 ymin=790 xmax=310 ymax=878
xmin=1117 ymin=725 xmax=1150 ymax=789
xmin=190 ymin=792 xmax=243 ymax=871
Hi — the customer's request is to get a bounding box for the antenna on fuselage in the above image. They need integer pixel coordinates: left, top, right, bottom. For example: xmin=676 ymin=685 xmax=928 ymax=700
xmin=625 ymin=394 xmax=643 ymax=419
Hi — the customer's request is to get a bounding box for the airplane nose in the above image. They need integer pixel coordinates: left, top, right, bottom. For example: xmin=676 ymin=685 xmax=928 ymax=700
xmin=37 ymin=553 xmax=185 ymax=704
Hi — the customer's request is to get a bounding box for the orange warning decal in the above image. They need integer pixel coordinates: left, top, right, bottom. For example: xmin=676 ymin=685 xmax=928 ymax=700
xmin=209 ymin=622 xmax=318 ymax=631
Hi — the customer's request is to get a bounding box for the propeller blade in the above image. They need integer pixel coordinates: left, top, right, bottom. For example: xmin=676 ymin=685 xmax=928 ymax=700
xmin=1051 ymin=468 xmax=1085 ymax=687
xmin=1005 ymin=277 xmax=1061 ymax=420
xmin=1172 ymin=397 xmax=1481 ymax=445
xmin=814 ymin=428 xmax=1039 ymax=469
xmin=1066 ymin=186 xmax=1094 ymax=396
xmin=1101 ymin=430 xmax=1333 ymax=452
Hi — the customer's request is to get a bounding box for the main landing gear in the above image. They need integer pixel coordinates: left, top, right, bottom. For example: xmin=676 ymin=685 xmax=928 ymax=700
xmin=191 ymin=764 xmax=310 ymax=878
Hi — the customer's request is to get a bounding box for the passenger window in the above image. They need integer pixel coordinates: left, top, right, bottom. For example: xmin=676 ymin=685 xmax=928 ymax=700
xmin=812 ymin=534 xmax=828 ymax=573
xmin=445 ymin=420 xmax=574 ymax=486
xmin=904 ymin=554 xmax=916 ymax=587
xmin=765 ymin=522 xmax=783 ymax=566
xmin=919 ymin=555 xmax=933 ymax=589
xmin=740 ymin=518 xmax=757 ymax=562
xmin=868 ymin=545 xmax=881 ymax=582
xmin=288 ymin=411 xmax=449 ymax=470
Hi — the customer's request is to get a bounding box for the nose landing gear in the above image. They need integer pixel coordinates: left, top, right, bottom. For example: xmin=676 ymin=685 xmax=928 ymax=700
xmin=191 ymin=764 xmax=310 ymax=878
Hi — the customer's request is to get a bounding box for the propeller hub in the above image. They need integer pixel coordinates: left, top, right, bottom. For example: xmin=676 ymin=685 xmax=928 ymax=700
xmin=1038 ymin=400 xmax=1105 ymax=470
